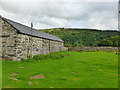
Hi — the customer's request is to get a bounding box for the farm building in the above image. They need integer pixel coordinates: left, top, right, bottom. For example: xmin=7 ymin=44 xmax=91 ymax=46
xmin=0 ymin=16 xmax=65 ymax=61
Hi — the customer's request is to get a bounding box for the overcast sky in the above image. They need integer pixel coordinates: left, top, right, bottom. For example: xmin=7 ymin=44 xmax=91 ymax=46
xmin=0 ymin=0 xmax=118 ymax=30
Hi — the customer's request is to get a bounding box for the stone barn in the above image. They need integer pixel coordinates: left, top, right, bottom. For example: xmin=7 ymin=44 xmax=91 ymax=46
xmin=0 ymin=16 xmax=65 ymax=61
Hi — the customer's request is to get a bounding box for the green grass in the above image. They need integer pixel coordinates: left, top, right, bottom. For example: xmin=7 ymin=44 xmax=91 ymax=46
xmin=2 ymin=51 xmax=118 ymax=88
xmin=22 ymin=51 xmax=69 ymax=62
xmin=0 ymin=60 xmax=2 ymax=89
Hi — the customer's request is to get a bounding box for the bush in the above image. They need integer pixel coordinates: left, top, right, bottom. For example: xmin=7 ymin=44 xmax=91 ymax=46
xmin=45 ymin=53 xmax=62 ymax=60
xmin=33 ymin=54 xmax=45 ymax=60
xmin=59 ymin=53 xmax=65 ymax=58
xmin=21 ymin=58 xmax=35 ymax=62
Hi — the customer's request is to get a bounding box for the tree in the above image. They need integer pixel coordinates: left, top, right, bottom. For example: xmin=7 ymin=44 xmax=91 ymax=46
xmin=97 ymin=36 xmax=119 ymax=47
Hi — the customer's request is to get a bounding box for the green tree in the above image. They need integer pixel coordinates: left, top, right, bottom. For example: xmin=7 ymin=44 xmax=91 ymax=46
xmin=97 ymin=36 xmax=119 ymax=47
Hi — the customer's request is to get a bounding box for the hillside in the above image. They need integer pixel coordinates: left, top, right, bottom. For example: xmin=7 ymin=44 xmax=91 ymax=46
xmin=40 ymin=28 xmax=119 ymax=47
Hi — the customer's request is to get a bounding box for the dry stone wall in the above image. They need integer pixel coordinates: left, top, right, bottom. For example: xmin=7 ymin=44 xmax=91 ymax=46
xmin=1 ymin=18 xmax=65 ymax=61
xmin=68 ymin=47 xmax=119 ymax=52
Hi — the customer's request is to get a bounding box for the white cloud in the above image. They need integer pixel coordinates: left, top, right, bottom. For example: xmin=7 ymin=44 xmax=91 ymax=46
xmin=1 ymin=0 xmax=118 ymax=2
xmin=0 ymin=0 xmax=118 ymax=30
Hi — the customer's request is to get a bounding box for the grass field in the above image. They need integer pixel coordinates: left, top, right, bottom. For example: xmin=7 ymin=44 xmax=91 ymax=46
xmin=0 ymin=60 xmax=2 ymax=89
xmin=2 ymin=51 xmax=118 ymax=88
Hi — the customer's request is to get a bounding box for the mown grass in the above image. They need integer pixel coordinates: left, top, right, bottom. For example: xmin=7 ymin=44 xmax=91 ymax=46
xmin=2 ymin=51 xmax=118 ymax=88
xmin=0 ymin=60 xmax=2 ymax=89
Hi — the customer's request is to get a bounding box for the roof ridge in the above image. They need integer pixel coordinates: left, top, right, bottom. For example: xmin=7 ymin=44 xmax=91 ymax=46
xmin=3 ymin=17 xmax=36 ymax=30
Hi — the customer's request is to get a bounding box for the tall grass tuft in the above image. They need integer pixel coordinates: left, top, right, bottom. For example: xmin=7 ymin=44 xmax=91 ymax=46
xmin=21 ymin=51 xmax=70 ymax=62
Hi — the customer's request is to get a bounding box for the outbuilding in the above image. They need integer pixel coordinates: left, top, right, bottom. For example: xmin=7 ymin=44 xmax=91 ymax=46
xmin=0 ymin=16 xmax=65 ymax=61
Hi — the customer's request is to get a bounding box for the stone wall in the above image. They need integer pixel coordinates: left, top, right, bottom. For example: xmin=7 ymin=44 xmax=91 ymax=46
xmin=0 ymin=17 xmax=2 ymax=59
xmin=1 ymin=18 xmax=64 ymax=61
xmin=1 ymin=17 xmax=19 ymax=60
xmin=68 ymin=47 xmax=119 ymax=52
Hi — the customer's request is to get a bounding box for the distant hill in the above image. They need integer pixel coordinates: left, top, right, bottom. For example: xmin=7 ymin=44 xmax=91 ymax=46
xmin=40 ymin=28 xmax=119 ymax=47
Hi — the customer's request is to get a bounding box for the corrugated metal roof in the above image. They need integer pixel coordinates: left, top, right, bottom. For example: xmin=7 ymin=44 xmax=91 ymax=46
xmin=2 ymin=17 xmax=63 ymax=42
